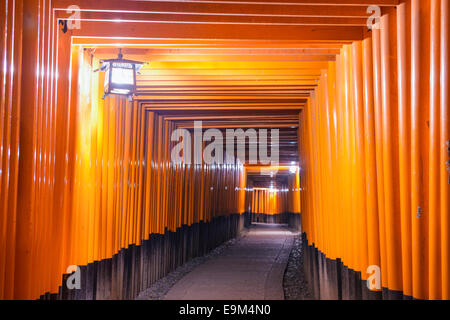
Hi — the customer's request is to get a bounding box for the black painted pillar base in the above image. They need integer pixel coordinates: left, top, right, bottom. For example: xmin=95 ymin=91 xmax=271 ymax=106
xmin=39 ymin=213 xmax=247 ymax=300
xmin=301 ymin=233 xmax=407 ymax=300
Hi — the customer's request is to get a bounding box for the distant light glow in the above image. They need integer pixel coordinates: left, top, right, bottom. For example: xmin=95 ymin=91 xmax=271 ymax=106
xmin=289 ymin=166 xmax=298 ymax=174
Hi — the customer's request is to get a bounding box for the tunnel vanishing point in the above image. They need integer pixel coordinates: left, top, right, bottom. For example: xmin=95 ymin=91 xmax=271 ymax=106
xmin=0 ymin=0 xmax=449 ymax=300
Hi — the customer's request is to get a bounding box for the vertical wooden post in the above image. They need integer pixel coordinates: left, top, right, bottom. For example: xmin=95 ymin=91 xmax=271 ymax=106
xmin=380 ymin=12 xmax=403 ymax=293
xmin=397 ymin=1 xmax=413 ymax=298
xmin=429 ymin=0 xmax=442 ymax=300
xmin=372 ymin=26 xmax=388 ymax=291
xmin=440 ymin=0 xmax=450 ymax=300
xmin=411 ymin=0 xmax=430 ymax=300
xmin=362 ymin=35 xmax=381 ymax=288
xmin=352 ymin=40 xmax=369 ymax=278
xmin=14 ymin=0 xmax=41 ymax=300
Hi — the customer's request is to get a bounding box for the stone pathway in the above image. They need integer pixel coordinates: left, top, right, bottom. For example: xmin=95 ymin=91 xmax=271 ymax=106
xmin=164 ymin=223 xmax=294 ymax=300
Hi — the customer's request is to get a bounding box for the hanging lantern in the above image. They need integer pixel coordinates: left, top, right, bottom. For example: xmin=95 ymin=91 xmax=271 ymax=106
xmin=97 ymin=49 xmax=146 ymax=99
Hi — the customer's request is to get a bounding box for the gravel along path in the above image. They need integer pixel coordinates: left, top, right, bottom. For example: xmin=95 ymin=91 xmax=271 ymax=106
xmin=283 ymin=234 xmax=313 ymax=300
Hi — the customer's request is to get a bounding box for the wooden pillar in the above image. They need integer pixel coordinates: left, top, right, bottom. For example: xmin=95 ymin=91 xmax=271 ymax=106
xmin=380 ymin=11 xmax=402 ymax=293
xmin=14 ymin=0 xmax=42 ymax=300
xmin=397 ymin=1 xmax=413 ymax=298
xmin=411 ymin=0 xmax=430 ymax=300
xmin=352 ymin=40 xmax=369 ymax=278
xmin=440 ymin=0 xmax=450 ymax=300
xmin=429 ymin=0 xmax=442 ymax=300
xmin=362 ymin=35 xmax=381 ymax=288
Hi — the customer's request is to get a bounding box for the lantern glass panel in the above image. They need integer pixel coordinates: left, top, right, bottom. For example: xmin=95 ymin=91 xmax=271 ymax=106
xmin=111 ymin=62 xmax=134 ymax=85
xmin=110 ymin=88 xmax=131 ymax=95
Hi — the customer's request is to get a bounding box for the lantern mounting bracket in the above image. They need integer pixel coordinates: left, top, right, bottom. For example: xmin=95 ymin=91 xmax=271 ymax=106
xmin=59 ymin=20 xmax=68 ymax=33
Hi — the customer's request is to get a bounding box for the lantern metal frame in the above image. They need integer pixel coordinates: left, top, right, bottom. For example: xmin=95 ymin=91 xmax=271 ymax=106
xmin=96 ymin=49 xmax=146 ymax=100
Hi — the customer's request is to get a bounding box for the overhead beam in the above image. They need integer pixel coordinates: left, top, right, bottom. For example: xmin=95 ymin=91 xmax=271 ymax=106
xmin=53 ymin=0 xmax=394 ymax=18
xmin=70 ymin=20 xmax=364 ymax=41
xmin=57 ymin=10 xmax=367 ymax=26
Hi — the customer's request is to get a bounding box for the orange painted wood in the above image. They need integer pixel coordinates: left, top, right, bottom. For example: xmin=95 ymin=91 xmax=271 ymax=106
xmin=1 ymin=0 xmax=449 ymax=300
